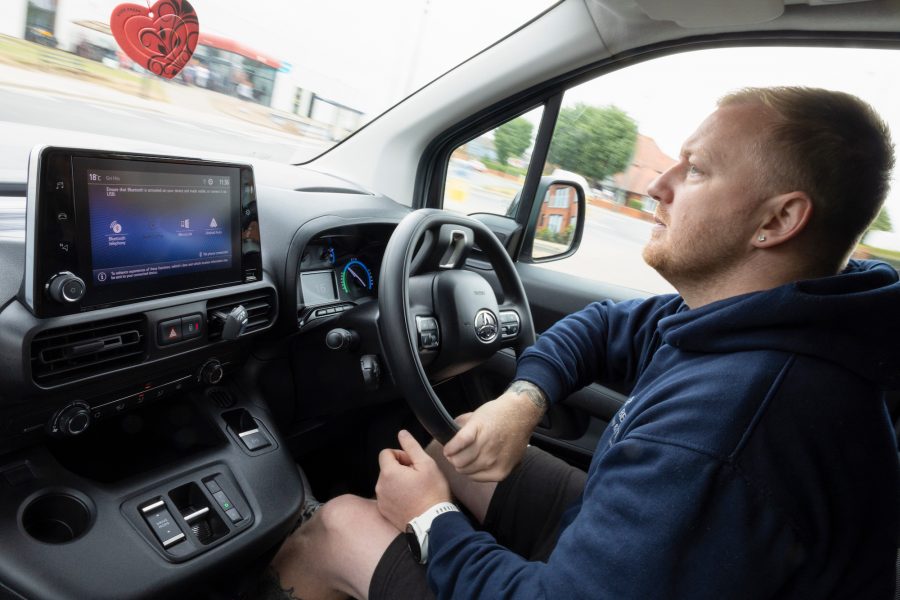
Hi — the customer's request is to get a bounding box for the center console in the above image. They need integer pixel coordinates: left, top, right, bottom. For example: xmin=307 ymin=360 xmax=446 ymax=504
xmin=0 ymin=148 xmax=296 ymax=598
xmin=0 ymin=386 xmax=304 ymax=600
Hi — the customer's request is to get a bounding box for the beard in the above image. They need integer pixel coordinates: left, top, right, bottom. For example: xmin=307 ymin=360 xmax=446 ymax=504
xmin=642 ymin=218 xmax=749 ymax=290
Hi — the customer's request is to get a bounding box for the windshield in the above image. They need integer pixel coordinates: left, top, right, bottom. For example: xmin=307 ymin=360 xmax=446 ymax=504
xmin=0 ymin=0 xmax=555 ymax=176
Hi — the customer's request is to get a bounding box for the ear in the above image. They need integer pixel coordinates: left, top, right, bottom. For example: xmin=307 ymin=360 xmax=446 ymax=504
xmin=753 ymin=191 xmax=813 ymax=248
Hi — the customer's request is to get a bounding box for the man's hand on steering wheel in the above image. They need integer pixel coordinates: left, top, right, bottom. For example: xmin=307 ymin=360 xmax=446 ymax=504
xmin=443 ymin=384 xmax=547 ymax=482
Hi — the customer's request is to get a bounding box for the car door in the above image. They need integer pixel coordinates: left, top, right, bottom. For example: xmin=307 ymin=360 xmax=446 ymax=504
xmin=421 ymin=43 xmax=900 ymax=469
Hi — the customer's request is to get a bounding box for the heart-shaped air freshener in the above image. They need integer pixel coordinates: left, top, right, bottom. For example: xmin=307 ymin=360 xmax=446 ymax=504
xmin=110 ymin=0 xmax=199 ymax=79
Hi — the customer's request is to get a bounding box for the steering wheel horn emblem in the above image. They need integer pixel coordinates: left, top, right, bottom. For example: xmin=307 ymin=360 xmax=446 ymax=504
xmin=474 ymin=309 xmax=499 ymax=343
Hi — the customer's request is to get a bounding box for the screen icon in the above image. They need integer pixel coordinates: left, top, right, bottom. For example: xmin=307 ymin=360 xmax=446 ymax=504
xmin=209 ymin=218 xmax=218 ymax=228
xmin=97 ymin=272 xmax=108 ymax=282
xmin=109 ymin=220 xmax=122 ymax=234
xmin=180 ymin=218 xmax=190 ymax=229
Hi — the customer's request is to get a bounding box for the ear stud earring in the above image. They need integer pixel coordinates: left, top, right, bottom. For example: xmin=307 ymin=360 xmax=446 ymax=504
xmin=757 ymin=235 xmax=766 ymax=242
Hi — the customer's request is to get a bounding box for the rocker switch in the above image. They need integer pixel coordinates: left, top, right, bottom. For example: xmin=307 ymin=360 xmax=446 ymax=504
xmin=141 ymin=500 xmax=185 ymax=548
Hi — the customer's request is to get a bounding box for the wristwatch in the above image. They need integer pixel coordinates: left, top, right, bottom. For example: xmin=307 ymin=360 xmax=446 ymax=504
xmin=405 ymin=502 xmax=460 ymax=564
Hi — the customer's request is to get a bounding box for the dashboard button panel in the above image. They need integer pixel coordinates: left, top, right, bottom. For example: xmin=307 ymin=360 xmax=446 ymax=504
xmin=181 ymin=314 xmax=203 ymax=339
xmin=158 ymin=318 xmax=183 ymax=345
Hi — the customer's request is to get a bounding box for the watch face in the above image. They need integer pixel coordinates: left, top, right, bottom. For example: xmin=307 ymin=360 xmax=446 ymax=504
xmin=405 ymin=526 xmax=422 ymax=562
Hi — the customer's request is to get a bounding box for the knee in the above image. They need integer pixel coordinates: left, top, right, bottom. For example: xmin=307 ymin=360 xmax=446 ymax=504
xmin=313 ymin=494 xmax=378 ymax=540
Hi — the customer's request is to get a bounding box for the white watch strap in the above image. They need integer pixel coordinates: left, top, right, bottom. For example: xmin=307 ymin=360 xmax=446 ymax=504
xmin=410 ymin=502 xmax=460 ymax=563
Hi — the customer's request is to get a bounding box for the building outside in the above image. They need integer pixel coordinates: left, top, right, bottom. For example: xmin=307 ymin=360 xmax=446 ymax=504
xmin=609 ymin=134 xmax=677 ymax=212
xmin=537 ymin=183 xmax=579 ymax=234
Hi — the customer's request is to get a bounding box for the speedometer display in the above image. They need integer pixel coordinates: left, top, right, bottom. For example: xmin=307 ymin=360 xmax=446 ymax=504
xmin=340 ymin=258 xmax=374 ymax=298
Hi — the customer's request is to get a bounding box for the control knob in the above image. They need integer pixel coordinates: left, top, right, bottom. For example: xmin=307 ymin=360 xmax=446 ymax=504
xmin=46 ymin=272 xmax=86 ymax=304
xmin=199 ymin=359 xmax=224 ymax=385
xmin=48 ymin=402 xmax=92 ymax=437
xmin=325 ymin=328 xmax=359 ymax=352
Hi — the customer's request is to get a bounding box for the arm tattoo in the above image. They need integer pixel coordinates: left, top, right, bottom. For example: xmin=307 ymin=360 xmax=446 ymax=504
xmin=506 ymin=380 xmax=548 ymax=412
xmin=255 ymin=565 xmax=304 ymax=600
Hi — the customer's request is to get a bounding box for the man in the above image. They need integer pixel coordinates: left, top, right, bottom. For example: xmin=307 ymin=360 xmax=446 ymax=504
xmin=266 ymin=87 xmax=900 ymax=599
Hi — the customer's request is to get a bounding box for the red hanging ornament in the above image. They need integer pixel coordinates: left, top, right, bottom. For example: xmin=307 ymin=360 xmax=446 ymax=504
xmin=110 ymin=0 xmax=199 ymax=79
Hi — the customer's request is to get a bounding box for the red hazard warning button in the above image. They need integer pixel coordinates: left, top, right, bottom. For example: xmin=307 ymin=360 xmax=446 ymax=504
xmin=158 ymin=318 xmax=183 ymax=345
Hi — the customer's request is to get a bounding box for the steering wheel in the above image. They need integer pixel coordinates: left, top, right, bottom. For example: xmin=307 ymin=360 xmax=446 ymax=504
xmin=379 ymin=209 xmax=536 ymax=444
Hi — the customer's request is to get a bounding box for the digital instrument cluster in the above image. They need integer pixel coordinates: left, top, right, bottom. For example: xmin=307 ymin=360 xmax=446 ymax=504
xmin=298 ymin=233 xmax=385 ymax=306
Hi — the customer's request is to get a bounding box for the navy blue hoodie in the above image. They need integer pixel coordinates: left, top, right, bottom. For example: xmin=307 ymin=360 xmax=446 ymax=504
xmin=427 ymin=260 xmax=900 ymax=599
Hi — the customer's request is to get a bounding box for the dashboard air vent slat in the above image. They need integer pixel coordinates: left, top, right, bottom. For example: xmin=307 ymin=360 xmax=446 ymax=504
xmin=31 ymin=315 xmax=147 ymax=386
xmin=207 ymin=289 xmax=276 ymax=341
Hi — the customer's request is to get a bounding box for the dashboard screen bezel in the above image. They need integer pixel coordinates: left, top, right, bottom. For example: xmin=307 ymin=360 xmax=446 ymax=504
xmin=25 ymin=146 xmax=262 ymax=317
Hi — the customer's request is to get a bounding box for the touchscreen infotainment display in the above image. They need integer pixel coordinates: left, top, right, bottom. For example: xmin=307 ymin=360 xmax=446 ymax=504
xmin=27 ymin=147 xmax=260 ymax=317
xmin=85 ymin=167 xmax=235 ymax=286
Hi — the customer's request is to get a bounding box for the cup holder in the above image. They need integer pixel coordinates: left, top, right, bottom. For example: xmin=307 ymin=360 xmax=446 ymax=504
xmin=22 ymin=493 xmax=91 ymax=544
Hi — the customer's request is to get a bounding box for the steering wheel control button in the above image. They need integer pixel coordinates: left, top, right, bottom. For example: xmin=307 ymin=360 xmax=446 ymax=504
xmin=181 ymin=314 xmax=203 ymax=339
xmin=158 ymin=318 xmax=183 ymax=345
xmin=141 ymin=501 xmax=186 ymax=549
xmin=499 ymin=311 xmax=521 ymax=338
xmin=474 ymin=310 xmax=499 ymax=343
xmin=238 ymin=428 xmax=271 ymax=451
xmin=415 ymin=316 xmax=441 ymax=351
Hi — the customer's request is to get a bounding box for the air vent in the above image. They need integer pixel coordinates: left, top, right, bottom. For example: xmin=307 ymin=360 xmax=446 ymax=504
xmin=31 ymin=315 xmax=147 ymax=386
xmin=206 ymin=288 xmax=276 ymax=341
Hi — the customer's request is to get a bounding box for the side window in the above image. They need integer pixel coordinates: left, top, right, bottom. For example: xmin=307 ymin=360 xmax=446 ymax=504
xmin=535 ymin=89 xmax=674 ymax=294
xmin=530 ymin=46 xmax=900 ymax=294
xmin=443 ymin=106 xmax=543 ymax=218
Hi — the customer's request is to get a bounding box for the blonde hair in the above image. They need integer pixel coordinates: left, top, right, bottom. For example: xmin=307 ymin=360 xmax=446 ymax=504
xmin=719 ymin=87 xmax=894 ymax=269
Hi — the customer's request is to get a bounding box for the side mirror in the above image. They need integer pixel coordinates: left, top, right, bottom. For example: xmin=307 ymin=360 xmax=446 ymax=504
xmin=523 ymin=179 xmax=585 ymax=262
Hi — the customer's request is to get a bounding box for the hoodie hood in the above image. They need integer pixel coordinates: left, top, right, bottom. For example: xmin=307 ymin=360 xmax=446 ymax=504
xmin=659 ymin=260 xmax=900 ymax=388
